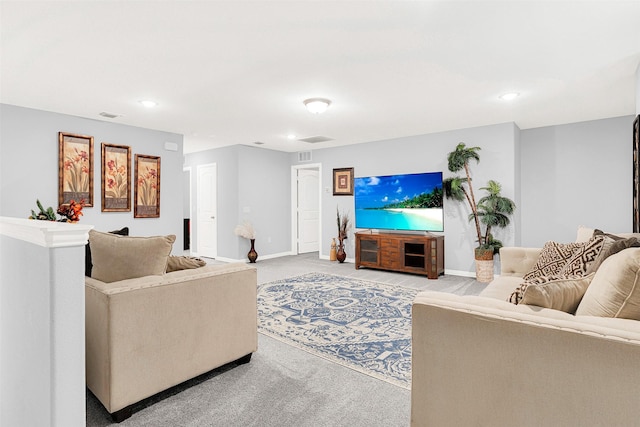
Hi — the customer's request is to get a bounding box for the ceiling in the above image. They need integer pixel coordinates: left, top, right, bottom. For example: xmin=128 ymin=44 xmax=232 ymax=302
xmin=2 ymin=1 xmax=639 ymax=154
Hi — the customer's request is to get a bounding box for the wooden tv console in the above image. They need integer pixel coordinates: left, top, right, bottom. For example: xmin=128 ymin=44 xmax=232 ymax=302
xmin=355 ymin=231 xmax=444 ymax=279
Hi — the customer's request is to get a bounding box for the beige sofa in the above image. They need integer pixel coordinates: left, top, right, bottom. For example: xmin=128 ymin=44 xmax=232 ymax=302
xmin=85 ymin=230 xmax=257 ymax=422
xmin=411 ymin=230 xmax=640 ymax=427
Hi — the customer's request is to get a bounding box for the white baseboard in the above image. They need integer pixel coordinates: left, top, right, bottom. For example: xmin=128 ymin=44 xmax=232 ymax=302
xmin=319 ymin=253 xmax=354 ymax=263
xmin=444 ymin=269 xmax=476 ymax=278
xmin=215 ymin=251 xmax=295 ymax=264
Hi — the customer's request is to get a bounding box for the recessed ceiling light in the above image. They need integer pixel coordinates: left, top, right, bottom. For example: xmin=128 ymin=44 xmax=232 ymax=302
xmin=303 ymin=98 xmax=331 ymax=114
xmin=99 ymin=111 xmax=123 ymax=119
xmin=287 ymin=134 xmax=296 ymax=140
xmin=139 ymin=100 xmax=158 ymax=108
xmin=499 ymin=92 xmax=519 ymax=101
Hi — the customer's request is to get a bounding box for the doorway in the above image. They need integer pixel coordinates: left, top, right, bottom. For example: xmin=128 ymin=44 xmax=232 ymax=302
xmin=291 ymin=164 xmax=322 ymax=255
xmin=197 ymin=163 xmax=217 ymax=258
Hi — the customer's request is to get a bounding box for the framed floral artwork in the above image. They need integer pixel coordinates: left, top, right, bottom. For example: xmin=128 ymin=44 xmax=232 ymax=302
xmin=333 ymin=167 xmax=354 ymax=196
xmin=59 ymin=132 xmax=93 ymax=207
xmin=134 ymin=154 xmax=161 ymax=218
xmin=101 ymin=143 xmax=131 ymax=212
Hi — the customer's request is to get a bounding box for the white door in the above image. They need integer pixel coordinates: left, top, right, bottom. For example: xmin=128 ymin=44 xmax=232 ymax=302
xmin=297 ymin=168 xmax=320 ymax=253
xmin=197 ymin=163 xmax=217 ymax=258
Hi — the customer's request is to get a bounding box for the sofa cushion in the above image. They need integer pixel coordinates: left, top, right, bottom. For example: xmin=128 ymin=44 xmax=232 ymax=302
xmin=575 ymin=248 xmax=640 ymax=320
xmin=558 ymin=236 xmax=604 ymax=276
xmin=522 ymin=241 xmax=585 ymax=281
xmin=518 ymin=274 xmax=595 ymax=313
xmin=85 ymin=227 xmax=129 ymax=277
xmin=89 ymin=230 xmax=175 ymax=283
xmin=166 ymin=255 xmax=207 ymax=272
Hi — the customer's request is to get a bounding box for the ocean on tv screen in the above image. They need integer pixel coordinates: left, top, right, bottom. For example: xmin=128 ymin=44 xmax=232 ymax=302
xmin=354 ymin=172 xmax=444 ymax=232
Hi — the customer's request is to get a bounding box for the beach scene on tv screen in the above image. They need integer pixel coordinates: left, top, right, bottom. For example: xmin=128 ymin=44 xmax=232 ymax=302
xmin=355 ymin=172 xmax=444 ymax=232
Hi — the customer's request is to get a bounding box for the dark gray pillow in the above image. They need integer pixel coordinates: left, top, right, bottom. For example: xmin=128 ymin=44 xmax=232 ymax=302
xmin=585 ymin=229 xmax=639 ymax=274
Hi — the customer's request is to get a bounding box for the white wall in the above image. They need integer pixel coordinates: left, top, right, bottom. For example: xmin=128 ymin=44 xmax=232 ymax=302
xmin=520 ymin=115 xmax=634 ymax=246
xmin=0 ymin=104 xmax=185 ymax=247
xmin=636 ymin=62 xmax=640 ymax=114
xmin=1 ymin=219 xmax=91 ymax=427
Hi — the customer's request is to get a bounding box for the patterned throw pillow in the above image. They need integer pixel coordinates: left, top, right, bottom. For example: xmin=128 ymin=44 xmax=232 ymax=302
xmin=558 ymin=236 xmax=605 ymax=276
xmin=522 ymin=241 xmax=586 ymax=281
xmin=508 ymin=283 xmax=529 ymax=305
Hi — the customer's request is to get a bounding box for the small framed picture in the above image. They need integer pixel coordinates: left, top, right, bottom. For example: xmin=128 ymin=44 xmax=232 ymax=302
xmin=101 ymin=143 xmax=131 ymax=212
xmin=134 ymin=154 xmax=161 ymax=218
xmin=333 ymin=167 xmax=354 ymax=196
xmin=58 ymin=132 xmax=94 ymax=206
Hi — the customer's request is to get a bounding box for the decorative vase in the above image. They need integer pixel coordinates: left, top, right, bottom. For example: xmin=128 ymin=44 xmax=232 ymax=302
xmin=336 ymin=241 xmax=346 ymax=263
xmin=330 ymin=238 xmax=337 ymax=261
xmin=248 ymin=238 xmax=258 ymax=263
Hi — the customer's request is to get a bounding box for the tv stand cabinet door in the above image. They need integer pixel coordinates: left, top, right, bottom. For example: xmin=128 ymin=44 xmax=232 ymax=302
xmin=356 ymin=234 xmax=380 ymax=268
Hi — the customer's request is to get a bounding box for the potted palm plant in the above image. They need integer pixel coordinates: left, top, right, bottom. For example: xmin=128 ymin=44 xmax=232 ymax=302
xmin=443 ymin=142 xmax=516 ymax=282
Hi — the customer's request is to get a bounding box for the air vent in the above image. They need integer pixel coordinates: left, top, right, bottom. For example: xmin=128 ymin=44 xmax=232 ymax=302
xmin=297 ymin=151 xmax=312 ymax=162
xmin=298 ymin=135 xmax=333 ymax=144
xmin=99 ymin=111 xmax=123 ymax=119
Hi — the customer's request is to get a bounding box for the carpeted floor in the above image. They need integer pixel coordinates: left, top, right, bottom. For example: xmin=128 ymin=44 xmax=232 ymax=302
xmin=86 ymin=253 xmax=486 ymax=426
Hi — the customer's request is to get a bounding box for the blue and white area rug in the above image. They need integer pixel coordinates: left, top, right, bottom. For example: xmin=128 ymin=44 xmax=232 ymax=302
xmin=257 ymin=272 xmax=419 ymax=389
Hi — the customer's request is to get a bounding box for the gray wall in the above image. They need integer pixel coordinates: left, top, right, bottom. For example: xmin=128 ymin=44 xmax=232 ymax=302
xmin=299 ymin=122 xmax=520 ymax=274
xmin=520 ymin=115 xmax=634 ymax=246
xmin=4 ymin=103 xmax=633 ymax=275
xmin=184 ymin=144 xmax=291 ymax=261
xmin=0 ymin=104 xmax=185 ymax=247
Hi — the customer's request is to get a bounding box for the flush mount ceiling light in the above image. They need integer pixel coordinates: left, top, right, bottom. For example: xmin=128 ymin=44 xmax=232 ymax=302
xmin=499 ymin=92 xmax=520 ymax=101
xmin=139 ymin=100 xmax=158 ymax=108
xmin=303 ymin=98 xmax=331 ymax=114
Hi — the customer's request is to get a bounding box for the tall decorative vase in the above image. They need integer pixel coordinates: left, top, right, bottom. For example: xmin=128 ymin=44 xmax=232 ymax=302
xmin=336 ymin=240 xmax=346 ymax=263
xmin=330 ymin=238 xmax=337 ymax=261
xmin=248 ymin=238 xmax=258 ymax=263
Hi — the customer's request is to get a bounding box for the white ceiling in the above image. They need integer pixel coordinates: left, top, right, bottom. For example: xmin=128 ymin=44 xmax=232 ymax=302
xmin=2 ymin=1 xmax=639 ymax=154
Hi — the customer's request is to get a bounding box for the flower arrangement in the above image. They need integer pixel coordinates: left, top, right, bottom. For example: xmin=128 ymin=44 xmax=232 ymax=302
xmin=29 ymin=199 xmax=85 ymax=222
xmin=336 ymin=207 xmax=351 ymax=243
xmin=234 ymin=221 xmax=256 ymax=240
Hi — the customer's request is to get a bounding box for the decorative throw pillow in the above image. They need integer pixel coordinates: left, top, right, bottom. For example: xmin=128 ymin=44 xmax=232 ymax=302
xmin=522 ymin=241 xmax=586 ymax=281
xmin=558 ymin=236 xmax=605 ymax=276
xmin=89 ymin=230 xmax=175 ymax=283
xmin=166 ymin=255 xmax=207 ymax=272
xmin=584 ymin=230 xmax=639 ymax=275
xmin=575 ymin=248 xmax=640 ymax=320
xmin=519 ymin=273 xmax=595 ymax=313
xmin=508 ymin=283 xmax=529 ymax=305
xmin=84 ymin=227 xmax=129 ymax=277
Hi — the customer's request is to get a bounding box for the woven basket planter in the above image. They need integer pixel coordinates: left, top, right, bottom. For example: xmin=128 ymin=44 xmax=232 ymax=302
xmin=475 ymin=259 xmax=494 ymax=283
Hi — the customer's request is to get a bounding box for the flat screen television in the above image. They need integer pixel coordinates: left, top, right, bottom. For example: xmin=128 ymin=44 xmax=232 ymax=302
xmin=354 ymin=171 xmax=444 ymax=232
